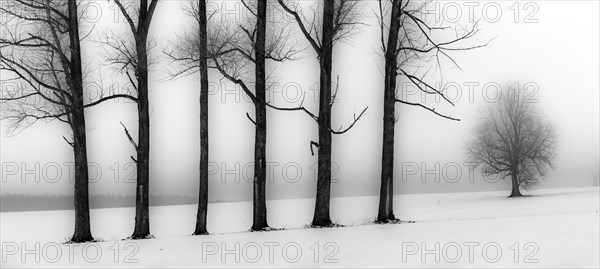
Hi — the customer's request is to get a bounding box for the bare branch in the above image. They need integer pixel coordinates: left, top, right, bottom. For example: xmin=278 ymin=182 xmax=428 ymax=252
xmin=395 ymin=98 xmax=460 ymax=121
xmin=112 ymin=0 xmax=137 ymax=35
xmin=246 ymin=112 xmax=257 ymax=125
xmin=310 ymin=141 xmax=319 ymax=156
xmin=120 ymin=121 xmax=138 ymax=151
xmin=277 ymin=0 xmax=321 ymax=53
xmin=330 ymin=106 xmax=368 ymax=135
xmin=62 ymin=135 xmax=74 ymax=147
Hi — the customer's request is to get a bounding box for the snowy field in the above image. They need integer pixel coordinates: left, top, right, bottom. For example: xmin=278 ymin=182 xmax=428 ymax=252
xmin=1 ymin=187 xmax=598 ymax=268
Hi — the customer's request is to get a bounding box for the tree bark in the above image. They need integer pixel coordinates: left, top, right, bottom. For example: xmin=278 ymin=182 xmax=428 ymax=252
xmin=194 ymin=0 xmax=209 ymax=235
xmin=132 ymin=55 xmax=150 ymax=238
xmin=509 ymin=171 xmax=522 ymax=197
xmin=378 ymin=0 xmax=401 ymax=223
xmin=132 ymin=0 xmax=152 ymax=239
xmin=509 ymin=113 xmax=522 ymax=197
xmin=251 ymin=0 xmax=269 ymax=231
xmin=68 ymin=0 xmax=94 ymax=243
xmin=70 ymin=111 xmax=93 ymax=242
xmin=312 ymin=0 xmax=334 ymax=227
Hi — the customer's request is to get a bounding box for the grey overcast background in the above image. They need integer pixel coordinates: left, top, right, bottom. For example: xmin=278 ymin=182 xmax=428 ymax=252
xmin=1 ymin=0 xmax=598 ymax=202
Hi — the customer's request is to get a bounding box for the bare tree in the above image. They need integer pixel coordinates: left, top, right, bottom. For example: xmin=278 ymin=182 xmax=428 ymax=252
xmin=375 ymin=0 xmax=487 ymax=222
xmin=466 ymin=86 xmax=556 ymax=197
xmin=193 ymin=0 xmax=209 ymax=236
xmin=248 ymin=0 xmax=270 ymax=231
xmin=277 ymin=0 xmax=367 ymax=227
xmin=0 ymin=0 xmax=136 ymax=242
xmin=100 ymin=0 xmax=159 ymax=239
xmin=164 ymin=0 xmax=210 ymax=235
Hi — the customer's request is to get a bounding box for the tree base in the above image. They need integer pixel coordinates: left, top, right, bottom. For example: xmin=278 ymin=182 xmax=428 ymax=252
xmin=375 ymin=217 xmax=400 ymax=224
xmin=126 ymin=234 xmax=155 ymax=240
xmin=309 ymin=222 xmax=344 ymax=229
xmin=508 ymin=192 xmax=523 ymax=198
xmin=250 ymin=226 xmax=282 ymax=232
xmin=250 ymin=223 xmax=270 ymax=232
xmin=311 ymin=218 xmax=334 ymax=227
xmin=375 ymin=218 xmax=415 ymax=224
xmin=192 ymin=230 xmax=209 ymax=236
xmin=68 ymin=234 xmax=95 ymax=244
xmin=376 ymin=213 xmax=397 ymax=223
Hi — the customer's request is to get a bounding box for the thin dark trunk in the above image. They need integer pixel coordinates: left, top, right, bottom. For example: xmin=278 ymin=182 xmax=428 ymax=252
xmin=194 ymin=0 xmax=209 ymax=235
xmin=132 ymin=0 xmax=151 ymax=239
xmin=68 ymin=0 xmax=93 ymax=243
xmin=251 ymin=0 xmax=269 ymax=231
xmin=71 ymin=118 xmax=93 ymax=242
xmin=71 ymin=115 xmax=93 ymax=242
xmin=132 ymin=56 xmax=150 ymax=238
xmin=378 ymin=0 xmax=401 ymax=223
xmin=312 ymin=0 xmax=334 ymax=227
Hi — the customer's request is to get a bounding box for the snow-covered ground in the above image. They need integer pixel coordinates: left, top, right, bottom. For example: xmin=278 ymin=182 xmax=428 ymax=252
xmin=1 ymin=187 xmax=598 ymax=268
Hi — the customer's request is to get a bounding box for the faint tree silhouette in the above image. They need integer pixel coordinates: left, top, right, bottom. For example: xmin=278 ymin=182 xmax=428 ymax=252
xmin=466 ymin=86 xmax=556 ymax=197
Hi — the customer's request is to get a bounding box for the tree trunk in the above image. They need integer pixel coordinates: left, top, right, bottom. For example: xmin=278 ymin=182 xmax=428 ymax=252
xmin=68 ymin=0 xmax=94 ymax=243
xmin=251 ymin=0 xmax=269 ymax=231
xmin=194 ymin=0 xmax=209 ymax=235
xmin=132 ymin=57 xmax=150 ymax=238
xmin=70 ymin=112 xmax=93 ymax=242
xmin=510 ymin=120 xmax=522 ymax=198
xmin=132 ymin=2 xmax=151 ymax=238
xmin=312 ymin=0 xmax=334 ymax=227
xmin=509 ymin=171 xmax=522 ymax=197
xmin=378 ymin=0 xmax=401 ymax=223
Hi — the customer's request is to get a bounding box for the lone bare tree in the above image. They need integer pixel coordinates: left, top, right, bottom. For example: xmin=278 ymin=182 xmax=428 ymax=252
xmin=0 ymin=0 xmax=136 ymax=242
xmin=164 ymin=0 xmax=210 ymax=235
xmin=466 ymin=86 xmax=556 ymax=197
xmin=100 ymin=0 xmax=159 ymax=239
xmin=277 ymin=0 xmax=367 ymax=227
xmin=375 ymin=0 xmax=486 ymax=222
